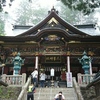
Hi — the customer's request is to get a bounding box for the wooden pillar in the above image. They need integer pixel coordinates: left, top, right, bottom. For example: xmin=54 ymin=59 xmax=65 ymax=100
xmin=21 ymin=66 xmax=26 ymax=73
xmin=89 ymin=57 xmax=92 ymax=75
xmin=35 ymin=56 xmax=38 ymax=69
xmin=4 ymin=66 xmax=9 ymax=74
xmin=88 ymin=51 xmax=93 ymax=75
xmin=67 ymin=56 xmax=70 ymax=72
xmin=35 ymin=52 xmax=39 ymax=69
xmin=67 ymin=51 xmax=70 ymax=72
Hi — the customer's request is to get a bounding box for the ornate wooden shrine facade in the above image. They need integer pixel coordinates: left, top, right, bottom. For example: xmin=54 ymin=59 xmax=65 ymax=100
xmin=0 ymin=8 xmax=100 ymax=80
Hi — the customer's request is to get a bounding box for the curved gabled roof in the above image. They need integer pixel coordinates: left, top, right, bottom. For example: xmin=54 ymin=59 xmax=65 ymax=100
xmin=16 ymin=7 xmax=90 ymax=37
xmin=0 ymin=7 xmax=100 ymax=43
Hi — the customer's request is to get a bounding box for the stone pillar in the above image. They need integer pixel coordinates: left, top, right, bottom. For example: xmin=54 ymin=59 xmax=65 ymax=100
xmin=1 ymin=74 xmax=6 ymax=83
xmin=22 ymin=73 xmax=26 ymax=85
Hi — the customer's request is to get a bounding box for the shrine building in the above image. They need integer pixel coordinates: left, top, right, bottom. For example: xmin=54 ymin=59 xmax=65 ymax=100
xmin=0 ymin=7 xmax=100 ymax=81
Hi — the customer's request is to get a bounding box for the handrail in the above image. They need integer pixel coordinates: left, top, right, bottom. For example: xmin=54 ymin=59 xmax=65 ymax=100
xmin=73 ymin=77 xmax=84 ymax=100
xmin=17 ymin=76 xmax=31 ymax=100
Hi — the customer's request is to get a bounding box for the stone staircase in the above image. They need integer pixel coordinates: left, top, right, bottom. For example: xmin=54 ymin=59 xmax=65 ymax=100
xmin=34 ymin=87 xmax=78 ymax=100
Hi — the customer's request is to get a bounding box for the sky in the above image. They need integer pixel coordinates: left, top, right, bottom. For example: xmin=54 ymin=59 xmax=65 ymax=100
xmin=3 ymin=0 xmax=59 ymax=36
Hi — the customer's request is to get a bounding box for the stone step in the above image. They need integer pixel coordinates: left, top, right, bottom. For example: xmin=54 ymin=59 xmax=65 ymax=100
xmin=34 ymin=97 xmax=77 ymax=99
xmin=34 ymin=95 xmax=76 ymax=98
xmin=35 ymin=88 xmax=75 ymax=91
xmin=34 ymin=87 xmax=78 ymax=100
xmin=34 ymin=98 xmax=77 ymax=100
xmin=34 ymin=97 xmax=77 ymax=100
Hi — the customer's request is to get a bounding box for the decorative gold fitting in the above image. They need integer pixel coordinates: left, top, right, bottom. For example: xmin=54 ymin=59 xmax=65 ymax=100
xmin=88 ymin=51 xmax=94 ymax=56
xmin=67 ymin=51 xmax=70 ymax=56
xmin=35 ymin=52 xmax=38 ymax=56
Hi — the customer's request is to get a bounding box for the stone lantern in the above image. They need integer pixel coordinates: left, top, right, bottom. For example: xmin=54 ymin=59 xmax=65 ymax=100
xmin=78 ymin=51 xmax=91 ymax=74
xmin=13 ymin=52 xmax=24 ymax=75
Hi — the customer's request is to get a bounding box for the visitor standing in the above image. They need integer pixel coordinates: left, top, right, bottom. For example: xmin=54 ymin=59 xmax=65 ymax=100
xmin=31 ymin=68 xmax=38 ymax=86
xmin=40 ymin=71 xmax=46 ymax=87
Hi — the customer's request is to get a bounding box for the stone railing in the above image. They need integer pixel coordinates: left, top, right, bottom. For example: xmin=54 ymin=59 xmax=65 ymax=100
xmin=77 ymin=73 xmax=95 ymax=86
xmin=86 ymin=71 xmax=100 ymax=100
xmin=73 ymin=77 xmax=84 ymax=100
xmin=1 ymin=73 xmax=26 ymax=87
xmin=17 ymin=76 xmax=31 ymax=100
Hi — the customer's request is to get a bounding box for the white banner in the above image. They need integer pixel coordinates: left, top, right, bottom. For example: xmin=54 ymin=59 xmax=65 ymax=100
xmin=66 ymin=72 xmax=73 ymax=87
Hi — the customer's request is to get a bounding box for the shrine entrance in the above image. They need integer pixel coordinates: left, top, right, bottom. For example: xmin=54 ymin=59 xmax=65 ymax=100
xmin=39 ymin=63 xmax=67 ymax=87
xmin=42 ymin=66 xmax=62 ymax=81
xmin=39 ymin=55 xmax=67 ymax=81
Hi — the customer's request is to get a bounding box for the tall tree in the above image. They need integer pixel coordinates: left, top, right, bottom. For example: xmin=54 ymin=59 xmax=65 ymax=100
xmin=57 ymin=2 xmax=96 ymax=25
xmin=0 ymin=0 xmax=14 ymax=12
xmin=13 ymin=0 xmax=48 ymax=25
xmin=60 ymin=0 xmax=100 ymax=15
xmin=14 ymin=0 xmax=96 ymax=25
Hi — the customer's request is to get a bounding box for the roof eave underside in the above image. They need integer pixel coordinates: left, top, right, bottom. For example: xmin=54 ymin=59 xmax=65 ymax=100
xmin=0 ymin=35 xmax=100 ymax=42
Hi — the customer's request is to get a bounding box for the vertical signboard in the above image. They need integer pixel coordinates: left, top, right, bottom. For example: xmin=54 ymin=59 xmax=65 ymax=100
xmin=66 ymin=72 xmax=73 ymax=87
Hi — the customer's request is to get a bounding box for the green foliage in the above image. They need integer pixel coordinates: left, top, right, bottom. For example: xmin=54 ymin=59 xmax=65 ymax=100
xmin=60 ymin=0 xmax=100 ymax=15
xmin=57 ymin=2 xmax=96 ymax=25
xmin=0 ymin=86 xmax=21 ymax=99
xmin=0 ymin=86 xmax=13 ymax=99
xmin=14 ymin=0 xmax=47 ymax=25
xmin=0 ymin=4 xmax=3 ymax=12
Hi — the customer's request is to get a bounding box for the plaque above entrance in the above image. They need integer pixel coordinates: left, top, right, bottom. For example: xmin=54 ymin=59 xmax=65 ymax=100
xmin=45 ymin=55 xmax=61 ymax=63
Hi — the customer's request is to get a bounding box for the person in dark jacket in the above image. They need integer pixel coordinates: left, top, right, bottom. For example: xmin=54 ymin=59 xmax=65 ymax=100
xmin=27 ymin=83 xmax=36 ymax=100
xmin=54 ymin=91 xmax=65 ymax=100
